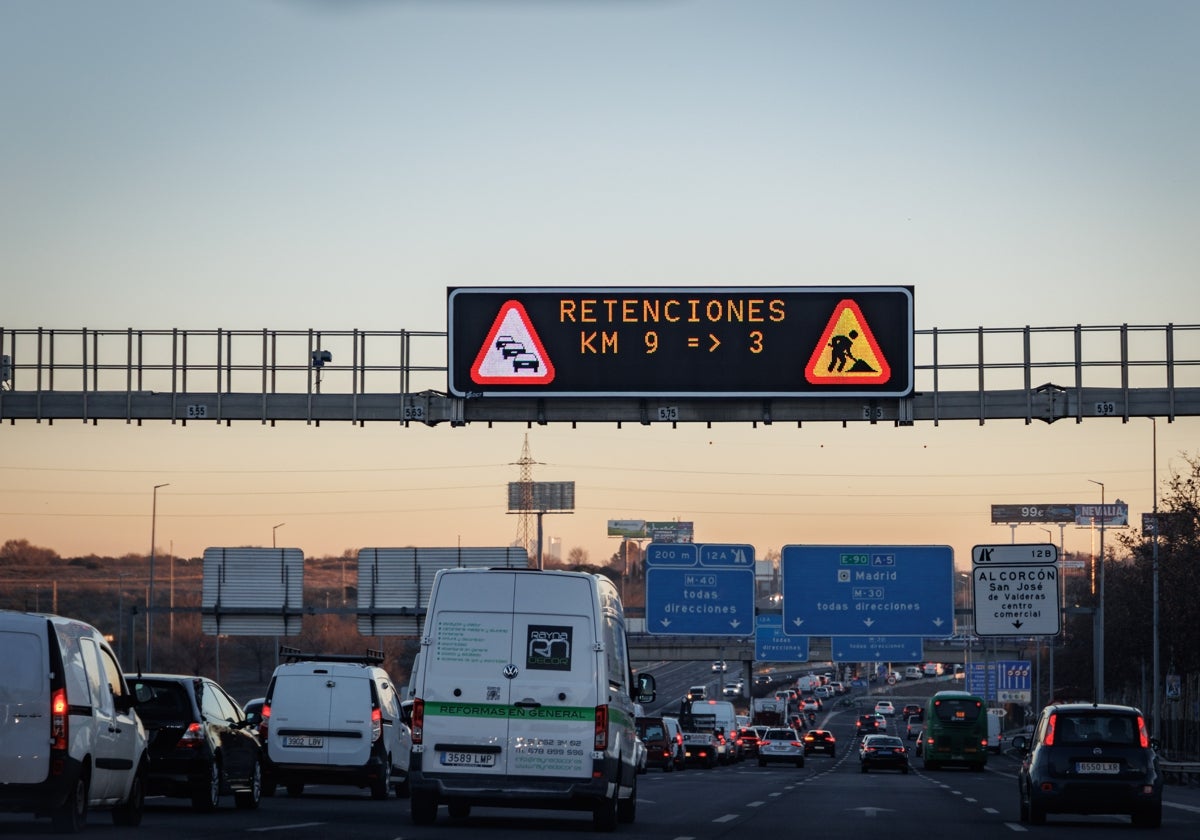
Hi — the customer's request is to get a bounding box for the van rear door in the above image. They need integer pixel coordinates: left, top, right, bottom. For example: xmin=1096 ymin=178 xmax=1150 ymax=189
xmin=422 ymin=571 xmax=599 ymax=780
xmin=0 ymin=625 xmax=51 ymax=784
xmin=269 ymin=670 xmax=369 ymax=766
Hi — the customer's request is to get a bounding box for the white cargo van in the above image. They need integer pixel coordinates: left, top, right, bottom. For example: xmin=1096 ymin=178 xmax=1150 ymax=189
xmin=259 ymin=647 xmax=410 ymax=800
xmin=407 ymin=568 xmax=656 ymax=831
xmin=0 ymin=610 xmax=148 ymax=832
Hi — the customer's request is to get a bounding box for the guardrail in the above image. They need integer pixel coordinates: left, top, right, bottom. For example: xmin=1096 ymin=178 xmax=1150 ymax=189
xmin=1160 ymin=759 xmax=1200 ymax=785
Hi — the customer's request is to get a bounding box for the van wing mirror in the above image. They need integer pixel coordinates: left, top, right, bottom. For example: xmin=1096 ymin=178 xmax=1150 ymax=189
xmin=634 ymin=673 xmax=656 ymax=703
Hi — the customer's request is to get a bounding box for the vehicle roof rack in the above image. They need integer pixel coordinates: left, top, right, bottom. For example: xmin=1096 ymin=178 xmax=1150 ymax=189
xmin=278 ymin=645 xmax=385 ymax=665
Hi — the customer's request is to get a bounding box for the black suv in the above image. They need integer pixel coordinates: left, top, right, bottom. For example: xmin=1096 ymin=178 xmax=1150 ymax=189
xmin=1013 ymin=703 xmax=1161 ymax=827
xmin=127 ymin=674 xmax=263 ymax=811
xmin=856 ymin=714 xmax=881 ymax=735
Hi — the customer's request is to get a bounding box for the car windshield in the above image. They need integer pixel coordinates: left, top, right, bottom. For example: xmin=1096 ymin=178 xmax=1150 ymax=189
xmin=1052 ymin=712 xmax=1139 ymax=746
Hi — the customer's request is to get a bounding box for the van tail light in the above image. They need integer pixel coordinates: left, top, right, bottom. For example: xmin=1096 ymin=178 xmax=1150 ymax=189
xmin=1044 ymin=713 xmax=1057 ymax=746
xmin=176 ymin=723 xmax=204 ymax=749
xmin=258 ymin=702 xmax=272 ymax=742
xmin=371 ymin=705 xmax=382 ymax=743
xmin=50 ymin=687 xmax=68 ymax=752
xmin=1137 ymin=715 xmax=1150 ymax=748
xmin=410 ymin=699 xmax=424 ymax=745
xmin=594 ymin=705 xmax=609 ymax=750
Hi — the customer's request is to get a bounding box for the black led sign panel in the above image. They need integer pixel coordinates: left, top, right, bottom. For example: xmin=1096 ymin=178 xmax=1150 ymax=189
xmin=447 ymin=286 xmax=913 ymax=398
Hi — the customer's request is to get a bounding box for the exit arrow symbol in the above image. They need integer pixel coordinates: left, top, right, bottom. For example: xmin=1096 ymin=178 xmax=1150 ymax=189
xmin=729 ymin=619 xmax=741 ymax=629
xmin=659 ymin=618 xmax=671 ymax=628
xmin=793 ymin=617 xmax=804 ymax=627
xmin=708 ymin=334 xmax=721 ymax=351
xmin=863 ymin=618 xmax=875 ymax=628
xmin=932 ymin=618 xmax=944 ymax=627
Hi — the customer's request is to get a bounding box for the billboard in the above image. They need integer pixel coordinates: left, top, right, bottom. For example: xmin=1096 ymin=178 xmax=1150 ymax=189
xmin=448 ymin=286 xmax=914 ymax=397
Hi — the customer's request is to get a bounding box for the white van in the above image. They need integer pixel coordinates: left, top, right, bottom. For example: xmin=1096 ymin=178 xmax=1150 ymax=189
xmin=987 ymin=710 xmax=1003 ymax=753
xmin=407 ymin=568 xmax=656 ymax=831
xmin=259 ymin=647 xmax=410 ymax=800
xmin=0 ymin=610 xmax=148 ymax=832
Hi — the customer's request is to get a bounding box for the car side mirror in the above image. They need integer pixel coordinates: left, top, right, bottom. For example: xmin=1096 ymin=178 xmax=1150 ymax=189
xmin=113 ymin=691 xmax=137 ymax=714
xmin=1011 ymin=734 xmax=1029 ymax=752
xmin=634 ymin=673 xmax=656 ymax=703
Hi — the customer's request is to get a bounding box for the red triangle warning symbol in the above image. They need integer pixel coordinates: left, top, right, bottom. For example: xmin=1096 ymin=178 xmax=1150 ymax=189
xmin=471 ymin=300 xmax=556 ymax=385
xmin=805 ymin=299 xmax=891 ymax=385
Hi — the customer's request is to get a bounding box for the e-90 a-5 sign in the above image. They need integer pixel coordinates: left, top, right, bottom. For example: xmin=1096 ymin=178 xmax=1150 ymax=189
xmin=448 ymin=286 xmax=913 ymax=397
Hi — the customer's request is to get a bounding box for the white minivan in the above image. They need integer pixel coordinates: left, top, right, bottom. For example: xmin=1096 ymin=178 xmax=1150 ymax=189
xmin=259 ymin=648 xmax=410 ymax=800
xmin=0 ymin=610 xmax=148 ymax=833
xmin=407 ymin=568 xmax=656 ymax=831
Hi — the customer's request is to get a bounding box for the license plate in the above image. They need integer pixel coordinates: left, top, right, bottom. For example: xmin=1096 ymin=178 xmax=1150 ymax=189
xmin=1076 ymin=761 xmax=1119 ymax=774
xmin=282 ymin=736 xmax=323 ymax=748
xmin=440 ymin=751 xmax=496 ymax=768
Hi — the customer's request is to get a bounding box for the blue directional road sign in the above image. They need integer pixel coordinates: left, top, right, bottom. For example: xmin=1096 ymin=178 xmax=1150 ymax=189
xmin=645 ymin=542 xmax=754 ymax=636
xmin=830 ymin=636 xmax=923 ymax=662
xmin=781 ymin=545 xmax=954 ymax=637
xmin=755 ymin=615 xmax=810 ymax=662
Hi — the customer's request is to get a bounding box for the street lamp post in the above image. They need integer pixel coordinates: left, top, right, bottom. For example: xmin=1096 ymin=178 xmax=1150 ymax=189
xmin=147 ymin=483 xmax=169 ymax=671
xmin=1150 ymin=418 xmax=1161 ymax=737
xmin=1089 ymin=478 xmax=1105 ymax=702
xmin=273 ymin=522 xmax=286 ymax=548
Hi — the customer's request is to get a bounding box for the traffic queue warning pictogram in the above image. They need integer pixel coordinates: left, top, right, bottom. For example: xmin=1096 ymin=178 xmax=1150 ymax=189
xmin=804 ymin=298 xmax=892 ymax=385
xmin=470 ymin=300 xmax=556 ymax=386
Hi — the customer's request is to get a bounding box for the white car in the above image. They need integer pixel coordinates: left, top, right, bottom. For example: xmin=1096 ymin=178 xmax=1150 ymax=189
xmin=875 ymin=700 xmax=896 ymax=717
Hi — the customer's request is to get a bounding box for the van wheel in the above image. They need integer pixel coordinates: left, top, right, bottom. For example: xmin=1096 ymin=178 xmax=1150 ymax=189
xmin=191 ymin=760 xmax=221 ymax=811
xmin=370 ymin=754 xmax=391 ymax=800
xmin=235 ymin=758 xmax=262 ymax=810
xmin=52 ymin=769 xmax=88 ymax=833
xmin=617 ymin=774 xmax=636 ymax=824
xmin=411 ymin=791 xmax=438 ymax=826
xmin=112 ymin=765 xmax=145 ymax=827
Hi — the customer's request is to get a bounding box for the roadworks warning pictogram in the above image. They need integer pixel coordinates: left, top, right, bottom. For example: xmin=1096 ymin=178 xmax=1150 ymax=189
xmin=804 ymin=299 xmax=891 ymax=385
xmin=471 ymin=300 xmax=556 ymax=385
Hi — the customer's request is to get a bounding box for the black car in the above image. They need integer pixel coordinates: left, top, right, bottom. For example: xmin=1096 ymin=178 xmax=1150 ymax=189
xmin=856 ymin=714 xmax=882 ymax=735
xmin=802 ymin=729 xmax=836 ymax=757
xmin=860 ymin=735 xmax=909 ymax=773
xmin=126 ymin=674 xmax=262 ymax=811
xmin=1014 ymin=703 xmax=1161 ymax=827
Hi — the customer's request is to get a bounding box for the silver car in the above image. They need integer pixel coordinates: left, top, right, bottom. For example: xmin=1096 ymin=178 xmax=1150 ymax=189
xmin=757 ymin=727 xmax=805 ymax=768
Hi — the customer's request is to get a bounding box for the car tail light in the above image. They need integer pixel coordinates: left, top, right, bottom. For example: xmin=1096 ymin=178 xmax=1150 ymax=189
xmin=371 ymin=705 xmax=382 ymax=743
xmin=176 ymin=722 xmax=204 ymax=749
xmin=411 ymin=699 xmax=424 ymax=745
xmin=258 ymin=702 xmax=272 ymax=742
xmin=50 ymin=687 xmax=68 ymax=753
xmin=1137 ymin=715 xmax=1150 ymax=748
xmin=1044 ymin=713 xmax=1057 ymax=746
xmin=594 ymin=705 xmax=608 ymax=750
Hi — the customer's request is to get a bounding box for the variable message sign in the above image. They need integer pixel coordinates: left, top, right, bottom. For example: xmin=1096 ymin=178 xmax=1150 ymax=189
xmin=644 ymin=542 xmax=754 ymax=636
xmin=448 ymin=286 xmax=914 ymax=397
xmin=780 ymin=545 xmax=954 ymax=637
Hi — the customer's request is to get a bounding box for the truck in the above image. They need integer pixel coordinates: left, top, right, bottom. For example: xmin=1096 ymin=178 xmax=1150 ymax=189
xmin=751 ymin=697 xmax=785 ymax=727
xmin=678 ymin=709 xmax=720 ymax=768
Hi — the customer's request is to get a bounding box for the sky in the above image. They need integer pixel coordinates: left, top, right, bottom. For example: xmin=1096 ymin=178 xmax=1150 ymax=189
xmin=2 ymin=0 xmax=1198 ymax=579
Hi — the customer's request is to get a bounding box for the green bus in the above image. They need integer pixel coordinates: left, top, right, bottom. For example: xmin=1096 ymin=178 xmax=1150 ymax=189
xmin=920 ymin=690 xmax=989 ymax=771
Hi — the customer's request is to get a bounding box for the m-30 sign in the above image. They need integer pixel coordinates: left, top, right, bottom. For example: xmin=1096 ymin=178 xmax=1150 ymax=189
xmin=448 ymin=286 xmax=913 ymax=397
